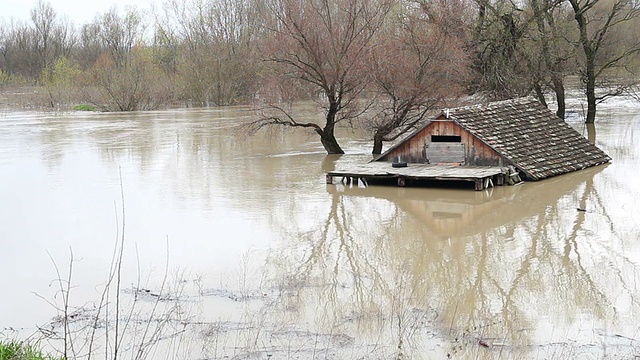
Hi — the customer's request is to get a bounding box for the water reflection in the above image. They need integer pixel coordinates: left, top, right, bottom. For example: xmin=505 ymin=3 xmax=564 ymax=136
xmin=261 ymin=156 xmax=638 ymax=357
xmin=0 ymin=106 xmax=639 ymax=359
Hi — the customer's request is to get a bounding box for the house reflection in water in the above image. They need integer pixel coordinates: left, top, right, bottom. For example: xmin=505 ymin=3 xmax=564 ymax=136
xmin=313 ymin=163 xmax=620 ymax=358
xmin=327 ymin=164 xmax=606 ymax=238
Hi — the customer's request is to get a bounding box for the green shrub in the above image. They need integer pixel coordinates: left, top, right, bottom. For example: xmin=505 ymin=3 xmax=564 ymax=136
xmin=72 ymin=104 xmax=96 ymax=111
xmin=0 ymin=340 xmax=62 ymax=360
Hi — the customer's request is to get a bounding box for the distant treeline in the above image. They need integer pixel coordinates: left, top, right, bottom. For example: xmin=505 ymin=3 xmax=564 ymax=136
xmin=1 ymin=0 xmax=639 ymax=150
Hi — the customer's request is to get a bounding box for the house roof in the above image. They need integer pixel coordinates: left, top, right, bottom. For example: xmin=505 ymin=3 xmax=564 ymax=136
xmin=378 ymin=97 xmax=611 ymax=180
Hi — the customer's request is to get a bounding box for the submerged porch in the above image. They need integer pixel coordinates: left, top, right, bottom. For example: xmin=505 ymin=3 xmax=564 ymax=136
xmin=326 ymin=163 xmax=521 ymax=191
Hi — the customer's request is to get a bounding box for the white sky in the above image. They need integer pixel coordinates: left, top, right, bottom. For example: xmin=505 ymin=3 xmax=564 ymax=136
xmin=1 ymin=0 xmax=158 ymax=25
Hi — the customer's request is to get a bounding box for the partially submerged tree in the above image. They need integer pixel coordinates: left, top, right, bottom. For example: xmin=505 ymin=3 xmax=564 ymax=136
xmin=89 ymin=49 xmax=171 ymax=111
xmin=526 ymin=0 xmax=575 ymax=119
xmin=251 ymin=0 xmax=392 ymax=154
xmin=567 ymin=0 xmax=640 ymax=123
xmin=469 ymin=0 xmax=575 ymax=118
xmin=367 ymin=0 xmax=472 ymax=154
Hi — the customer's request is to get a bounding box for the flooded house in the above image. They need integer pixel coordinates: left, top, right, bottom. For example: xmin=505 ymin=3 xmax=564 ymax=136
xmin=327 ymin=97 xmax=611 ymax=190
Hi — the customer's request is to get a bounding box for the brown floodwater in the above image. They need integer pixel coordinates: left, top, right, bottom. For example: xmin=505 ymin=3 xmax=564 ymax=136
xmin=0 ymin=99 xmax=639 ymax=359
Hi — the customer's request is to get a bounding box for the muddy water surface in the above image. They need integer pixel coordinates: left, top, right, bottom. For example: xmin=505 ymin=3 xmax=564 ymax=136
xmin=0 ymin=102 xmax=639 ymax=359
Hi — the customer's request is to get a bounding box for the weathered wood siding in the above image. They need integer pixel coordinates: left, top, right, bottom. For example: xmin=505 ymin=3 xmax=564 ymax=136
xmin=379 ymin=118 xmax=504 ymax=166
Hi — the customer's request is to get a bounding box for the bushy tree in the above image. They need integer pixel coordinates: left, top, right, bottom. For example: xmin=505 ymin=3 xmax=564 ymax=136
xmin=470 ymin=0 xmax=533 ymax=99
xmin=40 ymin=56 xmax=80 ymax=107
xmin=88 ymin=47 xmax=172 ymax=111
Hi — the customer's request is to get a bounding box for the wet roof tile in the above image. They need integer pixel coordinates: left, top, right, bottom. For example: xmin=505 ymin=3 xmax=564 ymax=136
xmin=448 ymin=97 xmax=611 ymax=180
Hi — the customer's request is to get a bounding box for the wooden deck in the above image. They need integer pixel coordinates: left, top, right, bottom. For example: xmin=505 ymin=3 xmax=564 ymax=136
xmin=326 ymin=163 xmax=516 ymax=191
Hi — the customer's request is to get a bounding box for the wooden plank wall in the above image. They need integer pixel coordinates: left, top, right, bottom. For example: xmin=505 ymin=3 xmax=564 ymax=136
xmin=379 ymin=119 xmax=504 ymax=166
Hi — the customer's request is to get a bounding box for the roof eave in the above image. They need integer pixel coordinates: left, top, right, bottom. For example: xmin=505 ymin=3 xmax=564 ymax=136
xmin=372 ymin=119 xmax=445 ymax=162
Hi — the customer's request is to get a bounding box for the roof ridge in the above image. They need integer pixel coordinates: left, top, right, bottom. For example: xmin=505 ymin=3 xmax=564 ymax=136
xmin=442 ymin=96 xmax=539 ymax=115
xmin=377 ymin=96 xmax=610 ymax=181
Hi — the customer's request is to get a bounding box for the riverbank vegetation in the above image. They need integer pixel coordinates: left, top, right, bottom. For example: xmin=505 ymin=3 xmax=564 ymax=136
xmin=1 ymin=0 xmax=639 ymax=152
xmin=0 ymin=340 xmax=62 ymax=360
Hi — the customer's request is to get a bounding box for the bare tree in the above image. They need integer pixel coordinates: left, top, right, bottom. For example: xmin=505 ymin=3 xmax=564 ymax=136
xmin=84 ymin=7 xmax=173 ymax=111
xmin=76 ymin=22 xmax=103 ymax=71
xmin=98 ymin=6 xmax=144 ymax=68
xmin=3 ymin=20 xmax=39 ymax=79
xmin=567 ymin=0 xmax=640 ymax=123
xmin=30 ymin=0 xmax=57 ymax=73
xmin=251 ymin=0 xmax=393 ymax=154
xmin=0 ymin=1 xmax=74 ymax=82
xmin=526 ymin=0 xmax=574 ymax=119
xmin=367 ymin=0 xmax=472 ymax=154
xmin=151 ymin=24 xmax=178 ymax=75
xmin=158 ymin=0 xmax=263 ymax=106
xmin=0 ymin=21 xmax=9 ymax=85
xmin=31 ymin=0 xmax=75 ymax=83
xmin=88 ymin=48 xmax=171 ymax=111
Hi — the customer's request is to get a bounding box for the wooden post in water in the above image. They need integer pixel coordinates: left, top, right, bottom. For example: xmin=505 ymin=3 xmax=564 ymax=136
xmin=398 ymin=177 xmax=406 ymax=187
xmin=474 ymin=179 xmax=484 ymax=191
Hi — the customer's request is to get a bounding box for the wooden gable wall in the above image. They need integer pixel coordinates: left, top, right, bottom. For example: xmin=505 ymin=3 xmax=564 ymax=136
xmin=378 ymin=117 xmax=505 ymax=166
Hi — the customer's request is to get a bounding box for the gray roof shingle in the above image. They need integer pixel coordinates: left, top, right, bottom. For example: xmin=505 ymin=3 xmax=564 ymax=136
xmin=448 ymin=97 xmax=611 ymax=180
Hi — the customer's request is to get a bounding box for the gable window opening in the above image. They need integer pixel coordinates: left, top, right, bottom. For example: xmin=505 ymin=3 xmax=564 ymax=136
xmin=431 ymin=135 xmax=461 ymax=143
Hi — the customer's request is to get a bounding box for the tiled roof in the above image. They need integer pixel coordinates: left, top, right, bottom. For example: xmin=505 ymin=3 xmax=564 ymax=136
xmin=447 ymin=97 xmax=611 ymax=180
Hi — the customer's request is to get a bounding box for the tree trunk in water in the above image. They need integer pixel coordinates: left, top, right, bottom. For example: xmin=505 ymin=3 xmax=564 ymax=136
xmin=317 ymin=102 xmax=345 ymax=154
xmin=321 ymin=138 xmax=345 ymax=154
xmin=569 ymin=0 xmax=597 ymax=124
xmin=552 ymin=75 xmax=566 ymax=119
xmin=533 ymin=83 xmax=547 ymax=108
xmin=585 ymin=83 xmax=597 ymax=124
xmin=584 ymin=59 xmax=597 ymax=123
xmin=586 ymin=122 xmax=596 ymax=144
xmin=320 ymin=131 xmax=344 ymax=154
xmin=372 ymin=134 xmax=384 ymax=155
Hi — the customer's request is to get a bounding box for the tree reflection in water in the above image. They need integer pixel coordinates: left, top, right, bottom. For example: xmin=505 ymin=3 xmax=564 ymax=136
xmin=260 ymin=158 xmax=639 ymax=358
xmin=4 ymin=105 xmax=638 ymax=359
